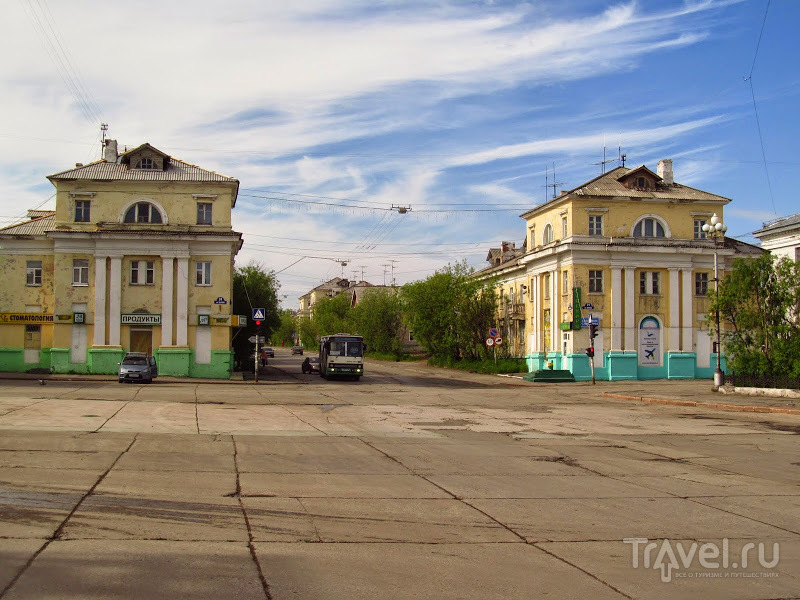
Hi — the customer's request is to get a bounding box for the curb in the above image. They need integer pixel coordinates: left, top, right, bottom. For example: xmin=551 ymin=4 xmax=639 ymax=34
xmin=601 ymin=392 xmax=800 ymax=416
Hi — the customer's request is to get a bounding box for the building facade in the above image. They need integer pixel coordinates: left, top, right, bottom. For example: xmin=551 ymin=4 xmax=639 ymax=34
xmin=753 ymin=213 xmax=800 ymax=262
xmin=478 ymin=160 xmax=762 ymax=381
xmin=0 ymin=140 xmax=243 ymax=378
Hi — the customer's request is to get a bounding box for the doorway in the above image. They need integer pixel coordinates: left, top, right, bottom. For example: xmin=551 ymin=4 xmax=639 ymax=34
xmin=24 ymin=325 xmax=41 ymax=364
xmin=130 ymin=328 xmax=153 ymax=355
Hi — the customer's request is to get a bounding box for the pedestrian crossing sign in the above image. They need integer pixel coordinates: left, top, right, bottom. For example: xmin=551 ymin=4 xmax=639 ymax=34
xmin=252 ymin=308 xmax=265 ymax=320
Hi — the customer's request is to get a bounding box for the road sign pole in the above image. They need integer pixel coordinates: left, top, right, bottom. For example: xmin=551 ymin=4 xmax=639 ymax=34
xmin=254 ymin=336 xmax=259 ymax=383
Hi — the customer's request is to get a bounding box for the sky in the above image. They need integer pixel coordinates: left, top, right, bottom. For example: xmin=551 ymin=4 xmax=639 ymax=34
xmin=1 ymin=0 xmax=797 ymax=308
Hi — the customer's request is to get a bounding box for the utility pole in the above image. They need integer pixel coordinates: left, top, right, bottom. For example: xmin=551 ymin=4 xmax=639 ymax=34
xmin=389 ymin=260 xmax=398 ymax=286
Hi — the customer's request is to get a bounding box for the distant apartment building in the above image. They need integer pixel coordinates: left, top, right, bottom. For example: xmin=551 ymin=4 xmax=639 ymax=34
xmin=753 ymin=213 xmax=800 ymax=262
xmin=477 ymin=159 xmax=762 ymax=381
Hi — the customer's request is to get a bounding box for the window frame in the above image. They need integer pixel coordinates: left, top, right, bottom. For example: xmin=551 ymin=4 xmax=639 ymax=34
xmin=588 ymin=215 xmax=603 ymax=236
xmin=26 ymin=261 xmax=42 ymax=286
xmin=72 ymin=259 xmax=89 ymax=286
xmin=136 ymin=157 xmax=155 ymax=170
xmin=588 ymin=269 xmax=603 ymax=293
xmin=694 ymin=219 xmax=708 ymax=239
xmin=130 ymin=260 xmax=155 ymax=286
xmin=695 ymin=272 xmax=709 ymax=296
xmin=542 ymin=223 xmax=554 ymax=245
xmin=632 ymin=217 xmax=667 ymax=238
xmin=74 ymin=200 xmax=91 ymax=223
xmin=196 ymin=261 xmax=212 ymax=286
xmin=561 ymin=216 xmax=568 ymax=239
xmin=639 ymin=271 xmax=661 ymax=295
xmin=197 ymin=202 xmax=213 ymax=225
xmin=543 ymin=273 xmax=550 ymax=300
xmin=562 ymin=271 xmax=569 ymax=295
xmin=124 ymin=202 xmax=163 ymax=224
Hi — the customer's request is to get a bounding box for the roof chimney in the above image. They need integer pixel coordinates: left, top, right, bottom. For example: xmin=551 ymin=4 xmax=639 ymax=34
xmin=104 ymin=139 xmax=118 ymax=163
xmin=657 ymin=159 xmax=673 ymax=185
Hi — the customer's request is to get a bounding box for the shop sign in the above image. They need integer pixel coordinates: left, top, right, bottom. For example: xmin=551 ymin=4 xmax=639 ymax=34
xmin=121 ymin=314 xmax=161 ymax=325
xmin=0 ymin=313 xmax=54 ymax=324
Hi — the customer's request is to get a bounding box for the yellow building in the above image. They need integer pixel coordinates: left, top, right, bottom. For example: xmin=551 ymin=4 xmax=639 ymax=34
xmin=0 ymin=140 xmax=243 ymax=377
xmin=479 ymin=160 xmax=762 ymax=380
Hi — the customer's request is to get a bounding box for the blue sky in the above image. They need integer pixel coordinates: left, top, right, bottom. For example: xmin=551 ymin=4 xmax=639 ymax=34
xmin=1 ymin=0 xmax=797 ymax=306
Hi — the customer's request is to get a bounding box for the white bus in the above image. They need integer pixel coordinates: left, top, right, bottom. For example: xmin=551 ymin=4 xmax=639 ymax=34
xmin=319 ymin=334 xmax=365 ymax=380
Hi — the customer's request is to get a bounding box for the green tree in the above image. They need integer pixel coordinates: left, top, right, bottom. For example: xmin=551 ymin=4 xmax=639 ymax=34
xmin=712 ymin=253 xmax=800 ymax=377
xmin=232 ymin=262 xmax=280 ymax=365
xmin=402 ymin=262 xmax=497 ymax=361
xmin=351 ymin=288 xmax=403 ymax=355
xmin=311 ymin=292 xmax=354 ymax=337
xmin=272 ymin=310 xmax=297 ymax=347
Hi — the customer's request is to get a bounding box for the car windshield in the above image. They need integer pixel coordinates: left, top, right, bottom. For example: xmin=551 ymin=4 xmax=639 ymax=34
xmin=123 ymin=357 xmax=147 ymax=366
xmin=309 ymin=357 xmax=319 ymax=364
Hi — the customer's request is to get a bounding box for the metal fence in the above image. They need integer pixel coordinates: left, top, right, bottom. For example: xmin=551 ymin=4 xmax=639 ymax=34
xmin=728 ymin=373 xmax=800 ymax=390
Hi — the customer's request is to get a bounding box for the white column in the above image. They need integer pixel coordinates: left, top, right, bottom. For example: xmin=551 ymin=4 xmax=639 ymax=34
xmin=176 ymin=257 xmax=189 ymax=346
xmin=611 ymin=267 xmax=623 ymax=351
xmin=93 ymin=255 xmax=107 ymax=346
xmin=624 ymin=267 xmax=635 ymax=351
xmin=681 ymin=269 xmax=693 ymax=352
xmin=161 ymin=256 xmax=174 ymax=346
xmin=108 ymin=256 xmax=122 ymax=346
xmin=531 ymin=274 xmax=540 ymax=353
xmin=550 ymin=269 xmax=557 ymax=353
xmin=668 ymin=268 xmax=680 ymax=352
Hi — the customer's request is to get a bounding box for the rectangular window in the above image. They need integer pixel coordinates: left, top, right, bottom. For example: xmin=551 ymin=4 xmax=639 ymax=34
xmin=562 ymin=271 xmax=569 ymax=295
xmin=197 ymin=203 xmax=212 ymax=225
xmin=695 ymin=272 xmax=709 ymax=296
xmin=589 ymin=215 xmax=603 ymax=236
xmin=130 ymin=261 xmax=155 ymax=285
xmin=543 ymin=273 xmax=550 ymax=300
xmin=72 ymin=259 xmax=89 ymax=285
xmin=26 ymin=261 xmax=42 ymax=286
xmin=196 ymin=261 xmax=212 ymax=286
xmin=75 ymin=200 xmax=91 ymax=222
xmin=589 ymin=270 xmax=603 ymax=293
xmin=694 ymin=219 xmax=707 ymax=239
xmin=640 ymin=271 xmax=660 ymax=295
xmin=562 ymin=216 xmax=568 ymax=239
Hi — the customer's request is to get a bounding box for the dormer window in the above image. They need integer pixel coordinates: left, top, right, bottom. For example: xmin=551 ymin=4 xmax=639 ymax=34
xmin=124 ymin=202 xmax=163 ymax=224
xmin=637 ymin=177 xmax=646 ymax=189
xmin=136 ymin=158 xmax=155 ymax=170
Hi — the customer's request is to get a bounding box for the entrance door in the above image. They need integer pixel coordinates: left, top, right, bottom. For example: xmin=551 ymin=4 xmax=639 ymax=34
xmin=130 ymin=328 xmax=153 ymax=355
xmin=24 ymin=325 xmax=41 ymax=364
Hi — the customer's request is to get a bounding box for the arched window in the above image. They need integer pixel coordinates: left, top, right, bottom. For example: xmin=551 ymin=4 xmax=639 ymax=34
xmin=542 ymin=223 xmax=554 ymax=244
xmin=633 ymin=217 xmax=666 ymax=238
xmin=124 ymin=202 xmax=163 ymax=224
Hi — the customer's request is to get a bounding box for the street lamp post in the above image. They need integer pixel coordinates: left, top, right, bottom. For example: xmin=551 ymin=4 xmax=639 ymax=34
xmin=702 ymin=213 xmax=728 ymax=388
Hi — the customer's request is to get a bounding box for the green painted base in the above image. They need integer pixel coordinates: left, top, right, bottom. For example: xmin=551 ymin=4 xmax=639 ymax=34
xmin=189 ymin=350 xmax=233 ymax=379
xmin=156 ymin=348 xmax=191 ymax=377
xmin=0 ymin=348 xmax=25 ymax=372
xmin=565 ymin=353 xmax=593 ymax=381
xmin=607 ymin=352 xmax=638 ymax=381
xmin=89 ymin=347 xmax=125 ymax=374
xmin=666 ymin=352 xmax=697 ymax=379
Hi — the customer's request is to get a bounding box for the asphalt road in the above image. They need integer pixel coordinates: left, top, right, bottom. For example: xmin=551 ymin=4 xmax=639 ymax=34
xmin=0 ymin=348 xmax=798 ymax=599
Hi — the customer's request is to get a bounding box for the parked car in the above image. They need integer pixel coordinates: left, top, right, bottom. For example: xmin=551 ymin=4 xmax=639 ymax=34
xmin=263 ymin=347 xmax=275 ymax=358
xmin=291 ymin=346 xmax=304 ymax=355
xmin=302 ymin=356 xmax=320 ymax=374
xmin=118 ymin=353 xmax=158 ymax=384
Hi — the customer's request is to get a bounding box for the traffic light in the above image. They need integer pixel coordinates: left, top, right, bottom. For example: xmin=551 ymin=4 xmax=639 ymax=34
xmin=585 ymin=347 xmax=594 ymax=358
xmin=589 ymin=323 xmax=598 ymax=340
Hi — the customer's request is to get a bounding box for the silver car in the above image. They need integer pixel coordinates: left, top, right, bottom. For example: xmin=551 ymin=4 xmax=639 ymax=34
xmin=118 ymin=353 xmax=158 ymax=384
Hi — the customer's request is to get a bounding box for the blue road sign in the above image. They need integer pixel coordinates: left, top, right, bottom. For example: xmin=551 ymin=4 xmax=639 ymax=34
xmin=580 ymin=316 xmax=599 ymax=327
xmin=489 ymin=328 xmax=499 ymax=338
xmin=252 ymin=308 xmax=265 ymax=320
xmin=214 ymin=297 xmax=227 ymax=305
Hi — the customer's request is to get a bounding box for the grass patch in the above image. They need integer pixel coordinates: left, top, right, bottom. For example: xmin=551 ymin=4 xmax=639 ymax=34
xmin=366 ymin=352 xmax=422 ymax=362
xmin=427 ymin=356 xmax=529 ymax=374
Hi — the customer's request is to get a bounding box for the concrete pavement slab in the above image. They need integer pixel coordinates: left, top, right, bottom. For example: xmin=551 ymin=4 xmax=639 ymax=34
xmin=242 ymin=497 xmax=319 ymax=542
xmin=295 ymin=498 xmax=521 ymax=543
xmin=130 ymin=432 xmax=234 ymax=454
xmin=234 ymin=435 xmax=379 ymax=456
xmin=113 ymin=450 xmax=235 ymax=472
xmin=254 ymin=542 xmax=627 ymax=600
xmin=0 ymin=430 xmax=135 ymax=452
xmin=468 ymin=497 xmax=791 ymax=542
xmin=0 ymin=467 xmax=102 ymax=493
xmin=94 ymin=470 xmax=237 ymax=501
xmin=0 ymin=399 xmax=42 ymax=417
xmin=240 ymin=473 xmax=452 ymax=499
xmin=236 ymin=452 xmax=409 ymax=474
xmin=0 ymin=540 xmax=44 ymax=593
xmin=0 ymin=399 xmax=125 ymax=431
xmin=537 ymin=538 xmax=798 ymax=600
xmin=3 ymin=540 xmax=265 ymax=600
xmin=692 ymin=495 xmax=800 ymax=535
xmin=0 ymin=486 xmax=83 ymax=538
xmin=101 ymin=401 xmax=199 ymax=434
xmin=61 ymin=494 xmax=248 ymax=541
xmin=367 ymin=449 xmax=581 ymax=476
xmin=198 ymin=404 xmax=319 ymax=435
xmin=0 ymin=450 xmax=121 ymax=471
xmin=616 ymin=473 xmax=800 ymax=498
xmin=428 ymin=474 xmax=670 ymax=499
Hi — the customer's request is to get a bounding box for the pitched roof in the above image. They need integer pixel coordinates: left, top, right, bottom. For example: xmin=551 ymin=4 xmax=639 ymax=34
xmin=754 ymin=212 xmax=800 ymax=236
xmin=0 ymin=212 xmax=55 ymax=236
xmin=47 ymin=156 xmax=237 ymax=184
xmin=521 ymin=165 xmax=730 ymax=218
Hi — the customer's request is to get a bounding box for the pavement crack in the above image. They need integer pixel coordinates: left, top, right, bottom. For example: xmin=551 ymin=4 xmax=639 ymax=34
xmin=194 ymin=385 xmax=200 ymax=434
xmin=296 ymin=497 xmax=322 ymax=542
xmin=0 ymin=434 xmax=138 ymax=600
xmin=281 ymin=406 xmax=327 ymax=435
xmin=533 ymin=543 xmax=634 ymax=599
xmin=232 ymin=436 xmax=273 ymax=600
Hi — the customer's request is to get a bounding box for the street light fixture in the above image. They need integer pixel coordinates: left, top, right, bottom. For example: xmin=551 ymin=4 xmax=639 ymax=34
xmin=702 ymin=213 xmax=728 ymax=388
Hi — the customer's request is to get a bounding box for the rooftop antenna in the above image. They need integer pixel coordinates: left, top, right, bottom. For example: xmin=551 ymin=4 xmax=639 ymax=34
xmin=548 ymin=162 xmax=564 ymax=199
xmin=340 ymin=260 xmax=348 ymax=278
xmin=100 ymin=123 xmax=108 ymax=155
xmin=388 ymin=259 xmax=398 ymax=286
xmin=593 ymin=138 xmax=616 ymax=174
xmin=382 ymin=264 xmax=390 ymax=286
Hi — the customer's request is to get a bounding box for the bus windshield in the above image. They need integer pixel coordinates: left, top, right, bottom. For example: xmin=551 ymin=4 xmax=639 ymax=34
xmin=328 ymin=340 xmax=363 ymax=357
